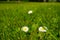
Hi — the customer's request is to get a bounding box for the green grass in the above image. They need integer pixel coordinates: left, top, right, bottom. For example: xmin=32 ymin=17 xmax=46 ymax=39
xmin=0 ymin=2 xmax=59 ymax=40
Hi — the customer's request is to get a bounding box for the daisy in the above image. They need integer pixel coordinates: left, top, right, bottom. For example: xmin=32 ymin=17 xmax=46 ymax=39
xmin=21 ymin=26 xmax=29 ymax=32
xmin=28 ymin=10 xmax=32 ymax=14
xmin=38 ymin=26 xmax=48 ymax=32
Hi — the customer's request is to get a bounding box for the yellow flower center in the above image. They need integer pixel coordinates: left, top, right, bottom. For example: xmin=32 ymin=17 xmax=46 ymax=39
xmin=24 ymin=28 xmax=27 ymax=30
xmin=41 ymin=27 xmax=45 ymax=30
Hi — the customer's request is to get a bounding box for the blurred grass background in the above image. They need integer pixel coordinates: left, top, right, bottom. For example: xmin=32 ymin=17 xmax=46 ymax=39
xmin=0 ymin=2 xmax=59 ymax=40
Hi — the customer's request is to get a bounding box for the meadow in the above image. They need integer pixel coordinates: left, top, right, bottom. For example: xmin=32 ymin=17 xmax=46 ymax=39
xmin=0 ymin=2 xmax=59 ymax=40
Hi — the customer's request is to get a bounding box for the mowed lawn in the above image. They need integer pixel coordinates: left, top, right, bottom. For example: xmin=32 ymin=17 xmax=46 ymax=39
xmin=0 ymin=2 xmax=59 ymax=40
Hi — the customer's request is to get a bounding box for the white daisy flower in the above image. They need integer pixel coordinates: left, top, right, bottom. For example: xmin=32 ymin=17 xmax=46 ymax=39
xmin=28 ymin=10 xmax=32 ymax=14
xmin=38 ymin=26 xmax=48 ymax=32
xmin=21 ymin=26 xmax=29 ymax=32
